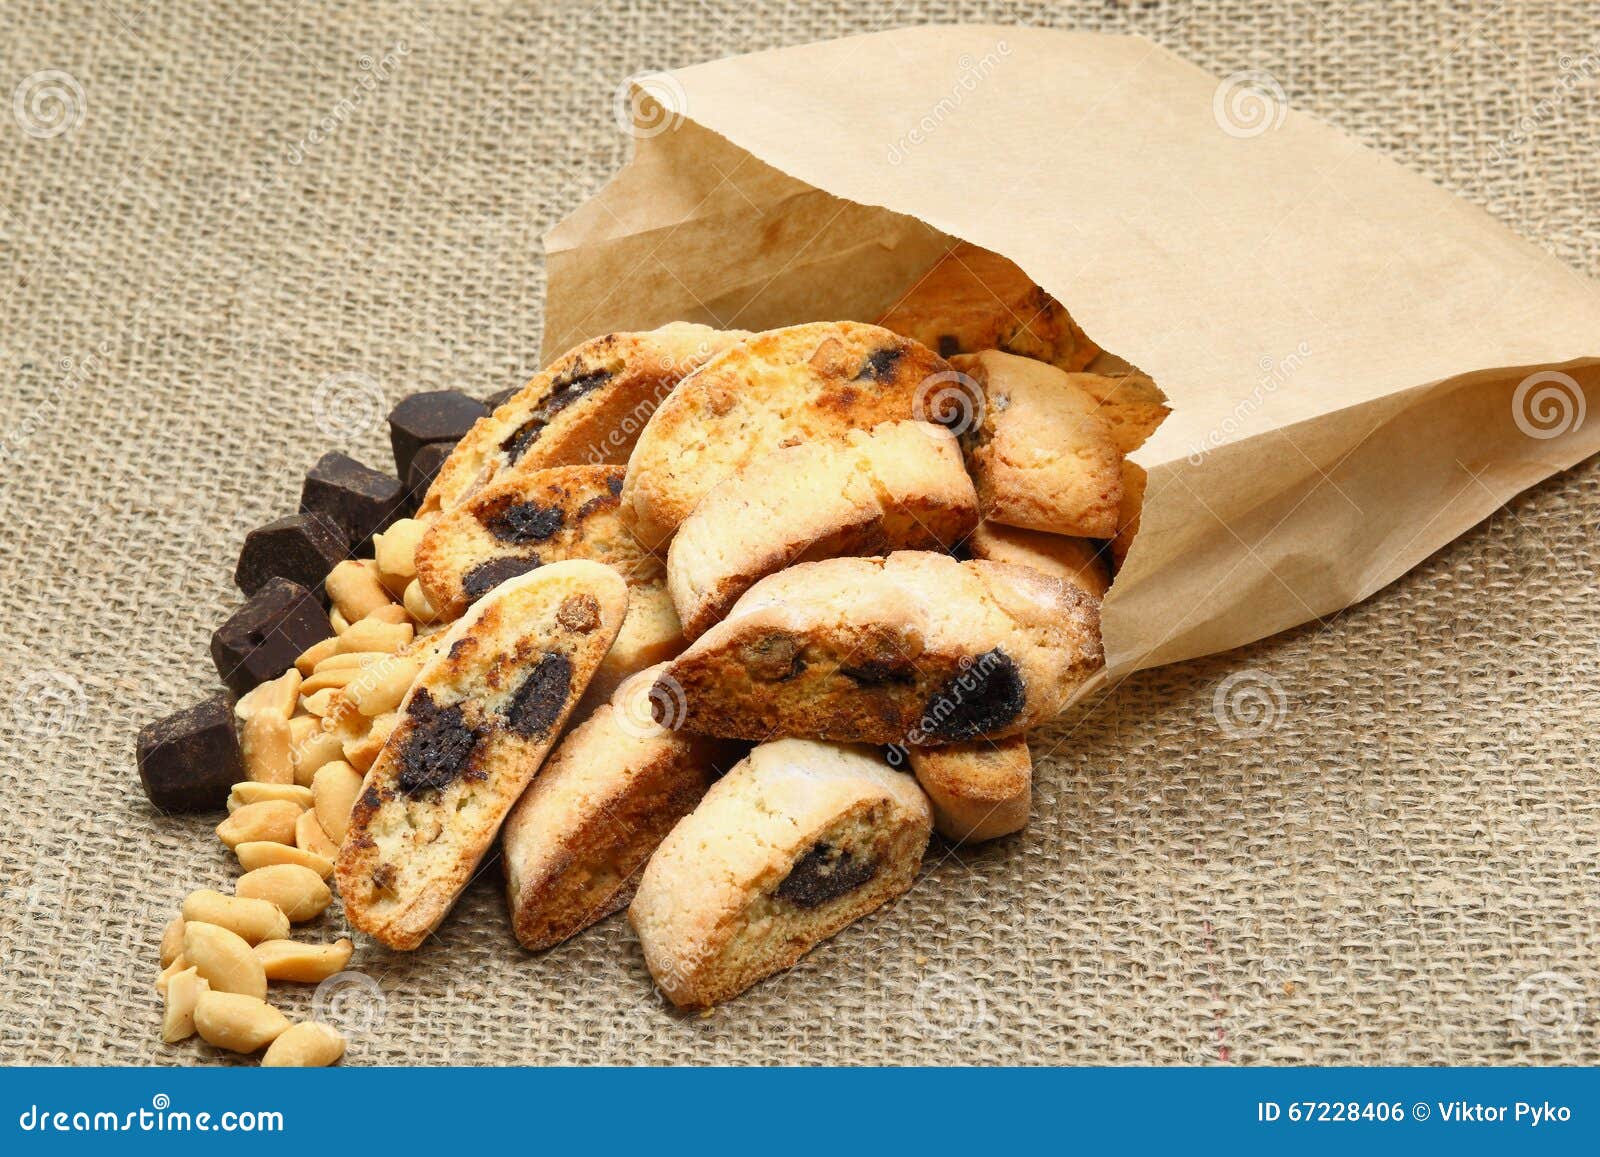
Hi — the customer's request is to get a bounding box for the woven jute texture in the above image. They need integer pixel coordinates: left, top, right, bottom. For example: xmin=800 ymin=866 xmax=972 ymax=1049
xmin=2 ymin=1 xmax=1597 ymax=1066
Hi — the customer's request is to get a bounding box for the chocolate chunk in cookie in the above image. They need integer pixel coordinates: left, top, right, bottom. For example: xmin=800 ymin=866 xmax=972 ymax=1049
xmin=485 ymin=502 xmax=564 ymax=545
xmin=396 ymin=688 xmax=480 ymax=796
xmin=300 ymin=451 xmax=405 ymax=549
xmin=235 ymin=512 xmax=347 ymax=597
xmin=388 ymin=390 xmax=489 ymax=483
xmin=505 ymin=653 xmax=572 ymax=738
xmin=137 ymin=693 xmax=245 ymax=812
xmin=774 ymin=842 xmax=880 ymax=908
xmin=211 ymin=578 xmax=335 ymax=696
xmin=923 ymin=648 xmax=1026 ymax=741
xmin=462 ymin=556 xmax=540 ymax=603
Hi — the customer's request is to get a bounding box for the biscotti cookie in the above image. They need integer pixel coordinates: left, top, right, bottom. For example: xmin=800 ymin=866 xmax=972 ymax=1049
xmin=666 ymin=420 xmax=979 ymax=640
xmin=1110 ymin=460 xmax=1146 ymax=573
xmin=336 ymin=562 xmax=628 ymax=950
xmin=877 ymin=241 xmax=1100 ymax=372
xmin=1070 ymin=368 xmax=1170 ymax=455
xmin=951 ymin=350 xmax=1124 ymax=538
xmin=906 ymin=736 xmax=1031 ymax=844
xmin=657 ymin=551 xmax=1103 ymax=745
xmin=620 ymin=321 xmax=953 ymax=548
xmin=629 ymin=738 xmax=932 ymax=1008
xmin=503 ymin=667 xmax=733 ymax=952
xmin=420 ymin=323 xmax=746 ymax=516
xmin=580 ymin=578 xmax=686 ymax=719
xmin=966 ymin=521 xmax=1110 ymax=599
xmin=414 ymin=464 xmax=660 ymax=620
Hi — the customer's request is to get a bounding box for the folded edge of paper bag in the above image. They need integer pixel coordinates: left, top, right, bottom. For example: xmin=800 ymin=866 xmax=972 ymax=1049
xmin=544 ymin=25 xmax=1600 ymax=680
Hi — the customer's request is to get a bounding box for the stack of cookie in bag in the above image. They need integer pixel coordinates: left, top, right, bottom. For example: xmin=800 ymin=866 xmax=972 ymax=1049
xmin=139 ymin=241 xmax=1168 ymax=1051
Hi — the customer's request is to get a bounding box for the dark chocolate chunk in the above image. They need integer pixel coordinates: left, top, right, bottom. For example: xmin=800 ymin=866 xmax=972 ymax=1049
xmin=397 ymin=688 xmax=480 ymax=795
xmin=300 ymin=451 xmax=405 ymax=548
xmin=922 ymin=648 xmax=1026 ymax=741
xmin=775 ymin=842 xmax=879 ymax=908
xmin=388 ymin=390 xmax=489 ymax=482
xmin=483 ymin=386 xmax=518 ymax=410
xmin=486 ymin=501 xmax=564 ymax=544
xmin=840 ymin=658 xmax=916 ymax=686
xmin=856 ymin=346 xmax=904 ymax=381
xmin=498 ymin=367 xmax=612 ymax=464
xmin=505 ymin=652 xmax=572 ymax=738
xmin=234 ymin=512 xmax=347 ymax=597
xmin=462 ymin=556 xmax=540 ymax=603
xmin=936 ymin=335 xmax=961 ymax=358
xmin=136 ymin=694 xmax=245 ymax=812
xmin=212 ymin=577 xmax=335 ymax=696
xmin=405 ymin=440 xmax=456 ymax=504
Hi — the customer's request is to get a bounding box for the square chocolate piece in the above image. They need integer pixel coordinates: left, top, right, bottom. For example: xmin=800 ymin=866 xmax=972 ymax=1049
xmin=137 ymin=693 xmax=244 ymax=812
xmin=212 ymin=577 xmax=334 ymax=696
xmin=388 ymin=390 xmax=488 ymax=482
xmin=234 ymin=511 xmax=347 ymax=596
xmin=300 ymin=451 xmax=405 ymax=548
xmin=405 ymin=440 xmax=456 ymax=506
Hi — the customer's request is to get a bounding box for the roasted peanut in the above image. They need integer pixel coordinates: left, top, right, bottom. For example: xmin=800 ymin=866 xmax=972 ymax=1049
xmin=363 ymin=603 xmax=412 ymax=626
xmin=236 ymin=864 xmax=332 ymax=923
xmin=313 ymin=650 xmax=388 ymax=672
xmin=295 ymin=637 xmax=341 ymax=674
xmin=376 ymin=517 xmax=426 ymax=576
xmin=193 ymin=991 xmax=290 ymax=1054
xmin=345 ymin=654 xmax=421 ymax=717
xmin=295 ymin=809 xmax=340 ymax=860
xmin=234 ymin=668 xmax=302 ymax=721
xmin=183 ymin=921 xmax=268 ymax=999
xmin=289 ymin=714 xmax=344 ymax=786
xmin=343 ymin=711 xmax=397 ymax=773
xmin=235 ymin=841 xmax=334 ymax=878
xmin=301 ymin=687 xmax=337 ymax=717
xmin=228 ymin=782 xmax=315 ymax=813
xmin=161 ymin=966 xmax=209 ymax=1044
xmin=254 ymin=937 xmax=354 ymax=983
xmin=338 ymin=617 xmax=413 ymax=655
xmin=329 ymin=607 xmax=350 ymax=635
xmin=181 ymin=890 xmax=291 ymax=944
xmin=262 ymin=1020 xmax=346 ymax=1067
xmin=313 ymin=760 xmax=364 ymax=843
xmin=160 ymin=916 xmax=186 ymax=967
xmin=156 ymin=954 xmax=189 ymax=993
xmin=240 ymin=712 xmax=293 ymax=784
xmin=217 ymin=799 xmax=301 ymax=849
xmin=403 ymin=578 xmax=439 ymax=623
xmin=327 ymin=560 xmax=393 ymax=622
xmin=300 ymin=667 xmax=361 ymax=695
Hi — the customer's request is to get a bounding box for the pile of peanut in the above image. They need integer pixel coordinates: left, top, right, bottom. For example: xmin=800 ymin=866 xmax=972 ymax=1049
xmin=157 ymin=519 xmax=438 ymax=1065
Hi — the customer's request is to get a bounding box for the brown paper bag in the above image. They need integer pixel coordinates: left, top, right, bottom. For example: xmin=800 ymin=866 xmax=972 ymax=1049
xmin=544 ymin=25 xmax=1600 ymax=687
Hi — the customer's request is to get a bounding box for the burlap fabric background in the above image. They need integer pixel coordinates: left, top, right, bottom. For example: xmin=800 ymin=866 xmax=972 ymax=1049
xmin=1 ymin=1 xmax=1596 ymax=1066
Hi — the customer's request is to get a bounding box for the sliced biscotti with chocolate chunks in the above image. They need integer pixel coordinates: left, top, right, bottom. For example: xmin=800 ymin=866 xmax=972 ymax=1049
xmin=620 ymin=321 xmax=957 ymax=549
xmin=656 ymin=551 xmax=1103 ymax=746
xmin=666 ymin=420 xmax=979 ymax=641
xmin=336 ymin=561 xmax=628 ymax=950
xmin=965 ymin=521 xmax=1110 ymax=599
xmin=503 ymin=667 xmax=737 ymax=952
xmin=876 ymin=240 xmax=1100 ymax=372
xmin=904 ymin=735 xmax=1032 ymax=844
xmin=420 ymin=323 xmax=747 ymax=516
xmin=414 ymin=464 xmax=661 ymax=620
xmin=951 ymin=350 xmax=1125 ymax=538
xmin=629 ymin=738 xmax=932 ymax=1009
